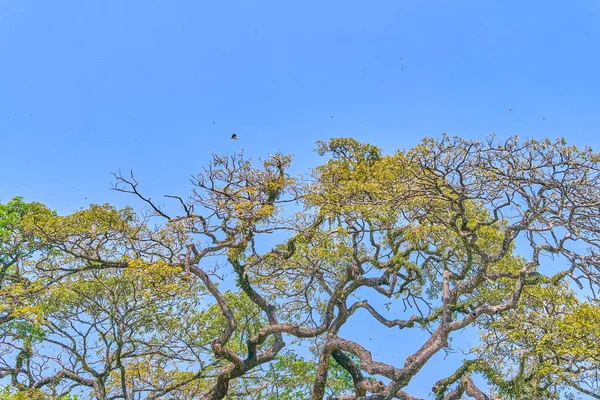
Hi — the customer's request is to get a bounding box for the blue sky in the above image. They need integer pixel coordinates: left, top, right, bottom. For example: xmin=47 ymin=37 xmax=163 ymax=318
xmin=3 ymin=0 xmax=600 ymax=212
xmin=2 ymin=0 xmax=600 ymax=397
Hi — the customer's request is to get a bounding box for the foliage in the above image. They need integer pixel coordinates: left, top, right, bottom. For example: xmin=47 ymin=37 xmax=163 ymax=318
xmin=2 ymin=136 xmax=600 ymax=399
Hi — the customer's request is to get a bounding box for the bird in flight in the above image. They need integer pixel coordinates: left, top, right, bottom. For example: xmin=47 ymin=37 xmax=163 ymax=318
xmin=231 ymin=133 xmax=238 ymax=140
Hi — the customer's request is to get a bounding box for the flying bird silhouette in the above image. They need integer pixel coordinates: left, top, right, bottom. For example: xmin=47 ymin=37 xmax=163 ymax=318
xmin=231 ymin=133 xmax=238 ymax=140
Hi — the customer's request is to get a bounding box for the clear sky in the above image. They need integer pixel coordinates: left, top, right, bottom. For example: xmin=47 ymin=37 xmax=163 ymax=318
xmin=1 ymin=1 xmax=600 ymax=398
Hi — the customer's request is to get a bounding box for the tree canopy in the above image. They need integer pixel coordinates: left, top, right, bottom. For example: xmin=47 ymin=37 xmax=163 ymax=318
xmin=1 ymin=135 xmax=600 ymax=400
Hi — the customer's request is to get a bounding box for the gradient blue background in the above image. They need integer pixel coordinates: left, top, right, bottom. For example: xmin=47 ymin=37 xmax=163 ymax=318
xmin=2 ymin=1 xmax=599 ymax=398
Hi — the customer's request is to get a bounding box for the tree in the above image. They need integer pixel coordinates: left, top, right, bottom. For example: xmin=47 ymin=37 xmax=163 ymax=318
xmin=0 ymin=197 xmax=48 ymax=324
xmin=1 ymin=135 xmax=600 ymax=399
